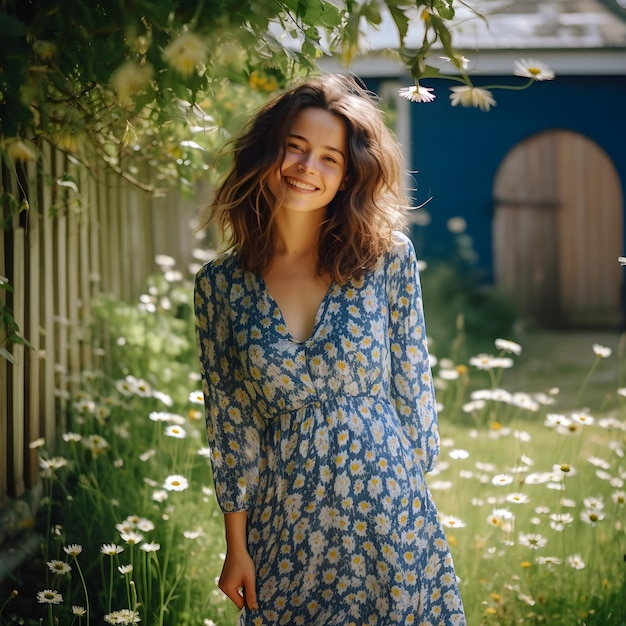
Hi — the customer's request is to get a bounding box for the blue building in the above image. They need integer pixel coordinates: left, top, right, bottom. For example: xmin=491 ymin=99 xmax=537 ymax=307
xmin=323 ymin=0 xmax=626 ymax=328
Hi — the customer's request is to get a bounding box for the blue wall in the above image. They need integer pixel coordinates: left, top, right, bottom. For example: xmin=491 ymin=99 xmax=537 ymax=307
xmin=372 ymin=74 xmax=626 ymax=282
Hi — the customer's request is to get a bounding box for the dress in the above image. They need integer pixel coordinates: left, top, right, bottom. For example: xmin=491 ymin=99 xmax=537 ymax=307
xmin=194 ymin=232 xmax=466 ymax=626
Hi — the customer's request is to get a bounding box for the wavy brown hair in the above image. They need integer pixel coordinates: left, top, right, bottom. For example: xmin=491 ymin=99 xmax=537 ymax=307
xmin=198 ymin=73 xmax=409 ymax=283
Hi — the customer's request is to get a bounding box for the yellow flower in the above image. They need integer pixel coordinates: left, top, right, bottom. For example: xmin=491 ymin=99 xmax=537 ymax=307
xmin=163 ymin=31 xmax=208 ymax=79
xmin=520 ymin=560 xmax=532 ymax=568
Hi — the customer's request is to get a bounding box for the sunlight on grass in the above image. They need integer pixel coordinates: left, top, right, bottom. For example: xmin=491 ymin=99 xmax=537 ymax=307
xmin=1 ymin=258 xmax=624 ymax=626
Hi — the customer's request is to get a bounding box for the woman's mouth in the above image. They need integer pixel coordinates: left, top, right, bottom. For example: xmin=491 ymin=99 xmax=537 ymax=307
xmin=285 ymin=177 xmax=317 ymax=191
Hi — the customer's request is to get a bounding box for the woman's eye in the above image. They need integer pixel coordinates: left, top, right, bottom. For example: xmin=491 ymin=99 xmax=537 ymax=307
xmin=287 ymin=142 xmax=303 ymax=151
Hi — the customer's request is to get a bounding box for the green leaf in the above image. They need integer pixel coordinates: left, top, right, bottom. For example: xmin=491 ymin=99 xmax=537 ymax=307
xmin=386 ymin=3 xmax=409 ymax=44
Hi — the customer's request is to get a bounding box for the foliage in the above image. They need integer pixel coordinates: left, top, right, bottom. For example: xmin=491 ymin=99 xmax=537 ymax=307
xmin=0 ymin=0 xmax=480 ymax=193
xmin=1 ymin=253 xmax=625 ymax=626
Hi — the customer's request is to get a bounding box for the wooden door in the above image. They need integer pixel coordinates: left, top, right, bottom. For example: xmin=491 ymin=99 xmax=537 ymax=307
xmin=493 ymin=130 xmax=623 ymax=327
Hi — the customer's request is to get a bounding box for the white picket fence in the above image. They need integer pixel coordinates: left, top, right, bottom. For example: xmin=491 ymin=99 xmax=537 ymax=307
xmin=0 ymin=142 xmax=203 ymax=510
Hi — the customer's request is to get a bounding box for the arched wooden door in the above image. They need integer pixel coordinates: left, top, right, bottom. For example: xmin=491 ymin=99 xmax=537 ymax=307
xmin=493 ymin=130 xmax=623 ymax=327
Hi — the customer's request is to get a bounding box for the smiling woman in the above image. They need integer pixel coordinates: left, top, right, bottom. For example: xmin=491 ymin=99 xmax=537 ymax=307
xmin=194 ymin=73 xmax=466 ymax=625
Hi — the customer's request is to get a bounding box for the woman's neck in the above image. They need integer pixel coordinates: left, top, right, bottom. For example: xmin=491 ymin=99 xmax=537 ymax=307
xmin=272 ymin=209 xmax=326 ymax=259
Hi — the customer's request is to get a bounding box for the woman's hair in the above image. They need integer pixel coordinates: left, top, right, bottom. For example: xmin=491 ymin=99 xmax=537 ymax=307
xmin=199 ymin=73 xmax=410 ymax=283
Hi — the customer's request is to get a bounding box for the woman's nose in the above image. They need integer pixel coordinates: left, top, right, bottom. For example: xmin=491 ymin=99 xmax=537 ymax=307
xmin=297 ymin=154 xmax=315 ymax=173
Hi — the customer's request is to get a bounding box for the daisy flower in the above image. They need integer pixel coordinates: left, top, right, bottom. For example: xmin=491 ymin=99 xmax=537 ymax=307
xmin=37 ymin=589 xmax=63 ymax=604
xmin=566 ymin=554 xmax=585 ymax=569
xmin=72 ymin=606 xmax=87 ymax=615
xmin=101 ymin=543 xmax=124 ymax=556
xmin=164 ymin=424 xmax=187 ymax=439
xmin=518 ymin=532 xmax=547 ymax=550
xmin=449 ymin=85 xmax=496 ymax=112
xmin=514 ymin=59 xmax=555 ymax=81
xmin=494 ymin=338 xmax=522 ymax=355
xmin=164 ymin=474 xmax=189 ymax=491
xmin=63 ymin=544 xmax=83 ymax=557
xmin=140 ymin=542 xmax=161 ymax=552
xmin=592 ymin=343 xmax=612 ymax=358
xmin=47 ymin=560 xmax=71 ymax=575
xmin=104 ymin=608 xmax=141 ymax=624
xmin=398 ymin=83 xmax=436 ymax=103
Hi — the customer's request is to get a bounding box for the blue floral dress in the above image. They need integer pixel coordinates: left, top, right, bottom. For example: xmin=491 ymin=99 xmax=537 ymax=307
xmin=195 ymin=232 xmax=466 ymax=626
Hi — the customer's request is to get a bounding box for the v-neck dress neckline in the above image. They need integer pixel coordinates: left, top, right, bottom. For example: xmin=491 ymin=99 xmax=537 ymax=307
xmin=257 ymin=274 xmax=336 ymax=344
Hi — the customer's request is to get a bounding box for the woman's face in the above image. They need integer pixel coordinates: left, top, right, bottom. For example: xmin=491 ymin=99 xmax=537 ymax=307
xmin=268 ymin=107 xmax=348 ymax=216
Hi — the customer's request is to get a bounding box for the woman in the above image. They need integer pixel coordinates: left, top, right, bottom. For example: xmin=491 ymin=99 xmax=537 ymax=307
xmin=194 ymin=73 xmax=466 ymax=625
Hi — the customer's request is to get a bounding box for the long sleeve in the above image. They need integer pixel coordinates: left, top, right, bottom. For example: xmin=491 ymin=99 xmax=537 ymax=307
xmin=194 ymin=257 xmax=264 ymax=512
xmin=386 ymin=233 xmax=440 ymax=473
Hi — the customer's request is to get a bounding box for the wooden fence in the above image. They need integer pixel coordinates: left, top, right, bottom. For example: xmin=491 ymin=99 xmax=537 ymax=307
xmin=0 ymin=142 xmax=204 ymax=511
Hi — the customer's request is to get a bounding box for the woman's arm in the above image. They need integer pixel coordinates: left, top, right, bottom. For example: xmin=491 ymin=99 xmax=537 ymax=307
xmin=219 ymin=512 xmax=258 ymax=611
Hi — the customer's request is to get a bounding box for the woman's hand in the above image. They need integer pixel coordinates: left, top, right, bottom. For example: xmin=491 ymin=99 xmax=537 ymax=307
xmin=220 ymin=511 xmax=258 ymax=611
xmin=219 ymin=547 xmax=258 ymax=611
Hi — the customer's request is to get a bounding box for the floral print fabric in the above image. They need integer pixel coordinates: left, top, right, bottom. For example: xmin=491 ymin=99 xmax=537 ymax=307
xmin=195 ymin=232 xmax=466 ymax=625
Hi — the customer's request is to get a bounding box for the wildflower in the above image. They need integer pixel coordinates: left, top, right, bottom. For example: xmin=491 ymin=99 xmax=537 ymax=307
xmin=490 ymin=357 xmax=514 ymax=369
xmin=592 ymin=343 xmax=612 ymax=358
xmin=163 ymin=31 xmax=208 ymax=78
xmin=505 ymin=493 xmax=529 ymax=505
xmin=398 ymin=83 xmax=436 ymax=103
xmin=536 ymin=556 xmax=561 ymax=566
xmin=183 ymin=529 xmax=204 ymax=539
xmin=164 ymin=424 xmax=187 ymax=439
xmin=101 ymin=543 xmax=124 ymax=556
xmin=40 ymin=457 xmax=68 ymax=471
xmin=164 ymin=474 xmax=189 ymax=491
xmin=518 ymin=532 xmax=547 ymax=549
xmin=46 ymin=560 xmax=71 ymax=575
xmin=571 ymin=411 xmax=594 ymax=426
xmin=189 ymin=390 xmax=204 ymax=404
xmin=140 ymin=542 xmax=161 ymax=552
xmin=72 ymin=606 xmax=87 ymax=615
xmin=486 ymin=508 xmax=514 ymax=527
xmin=513 ymin=59 xmax=555 ymax=81
xmin=449 ymin=449 xmax=469 ymax=460
xmin=139 ymin=449 xmax=156 ymax=462
xmin=612 ymin=490 xmax=626 ymax=505
xmin=153 ymin=390 xmax=174 ymax=406
xmin=104 ymin=608 xmax=141 ymax=624
xmin=583 ymin=496 xmax=604 ymax=510
xmin=545 ymin=413 xmax=571 ymax=428
xmin=62 ymin=432 xmax=82 ymax=443
xmin=440 ymin=514 xmax=466 ymax=528
xmin=449 ymin=85 xmax=496 ymax=112
xmin=29 ymin=438 xmax=46 ymax=449
xmin=549 ymin=513 xmax=574 ymax=531
xmin=580 ymin=509 xmax=605 ymax=526
xmin=82 ymin=434 xmax=109 ymax=454
xmin=198 ymin=447 xmax=212 ymax=458
xmin=118 ymin=564 xmax=133 ymax=574
xmin=63 ymin=544 xmax=83 ymax=557
xmin=566 ymin=554 xmax=585 ymax=569
xmin=136 ymin=518 xmax=155 ymax=532
xmin=37 ymin=589 xmax=63 ymax=604
xmin=491 ymin=474 xmax=514 ymax=486
xmin=439 ymin=368 xmax=459 ymax=381
xmin=469 ymin=354 xmax=496 ymax=370
xmin=120 ymin=531 xmax=144 ymax=545
xmin=494 ymin=338 xmax=522 ymax=355
xmin=152 ymin=489 xmax=168 ymax=503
